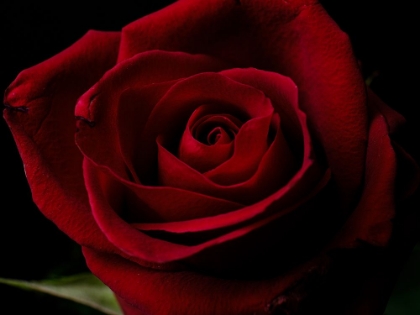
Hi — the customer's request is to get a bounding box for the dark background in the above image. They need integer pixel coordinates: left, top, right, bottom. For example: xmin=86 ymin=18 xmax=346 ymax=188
xmin=1 ymin=1 xmax=418 ymax=314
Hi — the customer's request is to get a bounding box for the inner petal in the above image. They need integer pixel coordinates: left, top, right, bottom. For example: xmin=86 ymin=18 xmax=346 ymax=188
xmin=207 ymin=127 xmax=223 ymax=145
xmin=178 ymin=105 xmax=244 ymax=173
xmin=134 ymin=72 xmax=273 ymax=184
xmin=204 ymin=114 xmax=273 ymax=185
xmin=193 ymin=114 xmax=241 ymax=145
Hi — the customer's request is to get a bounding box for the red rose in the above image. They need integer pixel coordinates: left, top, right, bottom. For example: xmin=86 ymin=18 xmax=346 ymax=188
xmin=4 ymin=0 xmax=419 ymax=314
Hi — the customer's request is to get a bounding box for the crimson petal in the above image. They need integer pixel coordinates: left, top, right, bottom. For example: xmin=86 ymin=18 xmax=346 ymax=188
xmin=3 ymin=30 xmax=120 ymax=252
xmin=83 ymin=246 xmax=320 ymax=315
xmin=75 ymin=51 xmax=228 ymax=184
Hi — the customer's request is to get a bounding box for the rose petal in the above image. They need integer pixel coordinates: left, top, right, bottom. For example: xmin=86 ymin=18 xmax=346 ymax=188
xmin=75 ymin=50 xmax=229 ymax=184
xmin=329 ymin=101 xmax=397 ymax=248
xmin=161 ymin=113 xmax=273 ymax=187
xmin=118 ymin=0 xmax=311 ymax=62
xmin=203 ymin=114 xmax=272 ymax=185
xmin=117 ymin=81 xmax=178 ymax=183
xmin=84 ymin=155 xmax=329 ymax=266
xmin=3 ymin=30 xmax=120 ymax=251
xmin=158 ymin=114 xmax=296 ymax=204
xmin=84 ymin=156 xmax=243 ymax=222
xmin=178 ymin=107 xmax=241 ymax=172
xmin=367 ymin=89 xmax=420 ymax=199
xmin=135 ymin=71 xmax=273 ymax=184
xmin=83 ymin=246 xmax=320 ymax=315
xmin=220 ymin=68 xmax=303 ymax=153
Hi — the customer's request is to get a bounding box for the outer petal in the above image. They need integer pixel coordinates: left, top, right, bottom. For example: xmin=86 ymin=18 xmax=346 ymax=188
xmin=83 ymin=246 xmax=323 ymax=315
xmin=119 ymin=0 xmax=368 ymax=201
xmin=84 ymin=153 xmax=330 ymax=268
xmin=3 ymin=30 xmax=120 ymax=251
xmin=329 ymin=92 xmax=400 ymax=248
xmin=366 ymin=89 xmax=420 ymax=199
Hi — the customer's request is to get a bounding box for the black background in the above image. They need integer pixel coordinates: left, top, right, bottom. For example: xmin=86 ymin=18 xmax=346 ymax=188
xmin=1 ymin=1 xmax=418 ymax=314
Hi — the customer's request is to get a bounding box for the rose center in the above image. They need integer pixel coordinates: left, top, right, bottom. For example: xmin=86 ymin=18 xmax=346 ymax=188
xmin=193 ymin=114 xmax=241 ymax=146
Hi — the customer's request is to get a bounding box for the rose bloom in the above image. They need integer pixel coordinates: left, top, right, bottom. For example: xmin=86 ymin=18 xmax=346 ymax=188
xmin=3 ymin=0 xmax=419 ymax=314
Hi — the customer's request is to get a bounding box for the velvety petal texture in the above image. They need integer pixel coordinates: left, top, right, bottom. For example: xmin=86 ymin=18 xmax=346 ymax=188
xmin=4 ymin=31 xmax=121 ymax=253
xmin=83 ymin=246 xmax=326 ymax=315
xmin=4 ymin=0 xmax=419 ymax=315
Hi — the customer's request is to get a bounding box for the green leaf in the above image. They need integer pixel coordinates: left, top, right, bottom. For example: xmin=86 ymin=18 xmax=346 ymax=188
xmin=0 ymin=273 xmax=122 ymax=315
xmin=384 ymin=243 xmax=420 ymax=315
